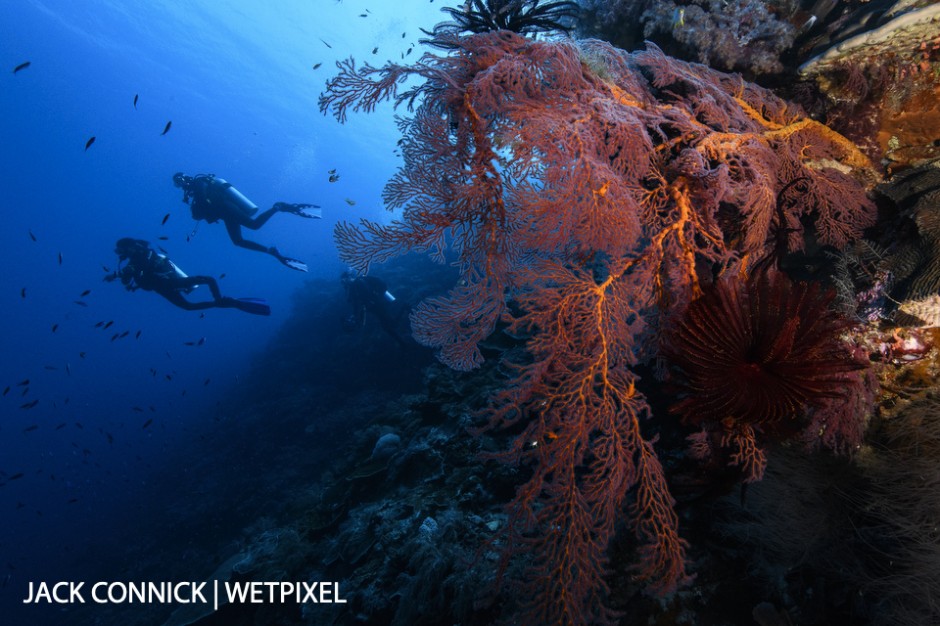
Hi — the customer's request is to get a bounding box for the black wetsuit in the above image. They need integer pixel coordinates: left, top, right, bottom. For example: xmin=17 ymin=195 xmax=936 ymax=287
xmin=185 ymin=175 xmax=280 ymax=254
xmin=346 ymin=276 xmax=407 ymax=347
xmin=119 ymin=248 xmax=237 ymax=312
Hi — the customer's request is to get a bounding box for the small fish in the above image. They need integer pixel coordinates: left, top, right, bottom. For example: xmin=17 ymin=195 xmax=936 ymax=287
xmin=58 ymin=252 xmax=63 ymax=265
xmin=672 ymin=7 xmax=685 ymax=29
xmin=345 ymin=198 xmax=356 ymax=206
xmin=8 ymin=473 xmax=23 ymax=481
xmin=21 ymin=387 xmax=29 ymax=396
xmin=79 ymin=352 xmax=86 ymax=358
xmin=312 ymin=62 xmax=322 ymax=70
xmin=319 ymin=37 xmax=332 ymax=49
xmin=19 ymin=400 xmax=39 ymax=410
xmin=80 ymin=289 xmax=91 ymax=297
xmin=55 ymin=423 xmax=66 ymax=430
xmin=66 ymin=363 xmax=71 ymax=375
xmin=402 ymin=32 xmax=406 ymax=38
xmin=84 ymin=136 xmax=96 ymax=151
xmin=75 ymin=422 xmax=83 ymax=429
xmin=102 ymin=265 xmax=110 ymax=273
xmin=28 ymin=230 xmax=36 ymax=242
xmin=135 ymin=330 xmax=141 ymax=339
xmin=161 ymin=213 xmax=170 ymax=225
xmin=94 ymin=321 xmax=104 ymax=328
xmin=406 ymin=47 xmax=412 ymax=56
xmin=17 ymin=379 xmax=29 ymax=387
xmin=329 ymin=173 xmax=340 ymax=183
xmin=22 ymin=425 xmax=38 ymax=432
xmin=110 ymin=333 xmax=119 ymax=342
xmin=43 ymin=365 xmax=57 ymax=370
xmin=103 ymin=320 xmax=114 ymax=329
xmin=2 ymin=386 xmax=8 ymax=396
xmin=20 ymin=288 xmax=25 ymax=299
xmin=142 ymin=418 xmax=153 ymax=429
xmin=359 ymin=13 xmax=367 ymax=17
xmin=157 ymin=236 xmax=169 ymax=240
xmin=184 ymin=341 xmax=195 ymax=346
xmin=73 ymin=300 xmax=87 ymax=306
xmin=203 ymin=378 xmax=210 ymax=386
xmin=197 ymin=337 xmax=206 ymax=346
xmin=219 ymin=273 xmax=226 ymax=279
xmin=119 ymin=330 xmax=129 ymax=338
xmin=132 ymin=406 xmax=144 ymax=412
xmin=51 ymin=324 xmax=58 ymax=333
xmin=161 ymin=121 xmax=172 ymax=135
xmin=372 ymin=47 xmax=378 ymax=54
xmin=67 ymin=498 xmax=78 ymax=504
xmin=133 ymin=93 xmax=138 ymax=109
xmin=13 ymin=61 xmax=31 ymax=74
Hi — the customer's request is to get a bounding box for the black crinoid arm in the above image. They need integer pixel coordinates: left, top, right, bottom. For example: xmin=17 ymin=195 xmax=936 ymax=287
xmin=422 ymin=0 xmax=581 ymax=48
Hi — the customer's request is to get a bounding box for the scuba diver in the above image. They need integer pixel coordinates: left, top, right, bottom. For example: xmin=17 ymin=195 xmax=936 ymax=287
xmin=172 ymin=172 xmax=320 ymax=272
xmin=104 ymin=238 xmax=271 ymax=315
xmin=341 ymin=271 xmax=409 ymax=347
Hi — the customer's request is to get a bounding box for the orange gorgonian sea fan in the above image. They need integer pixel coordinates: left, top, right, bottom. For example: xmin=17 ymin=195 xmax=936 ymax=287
xmin=320 ymin=30 xmax=876 ymax=625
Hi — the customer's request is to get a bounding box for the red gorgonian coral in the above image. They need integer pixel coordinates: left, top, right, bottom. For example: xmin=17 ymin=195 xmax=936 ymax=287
xmin=320 ymin=31 xmax=875 ymax=625
xmin=662 ymin=270 xmax=872 ymax=482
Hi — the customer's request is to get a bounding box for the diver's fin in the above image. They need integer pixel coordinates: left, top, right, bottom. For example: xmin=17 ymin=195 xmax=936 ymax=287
xmin=296 ymin=207 xmax=321 ymax=219
xmin=281 ymin=257 xmax=308 ymax=272
xmin=234 ymin=298 xmax=271 ymax=316
xmin=276 ymin=202 xmax=322 ymax=219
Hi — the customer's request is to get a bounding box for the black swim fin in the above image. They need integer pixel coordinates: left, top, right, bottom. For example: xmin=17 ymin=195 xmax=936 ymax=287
xmin=274 ymin=202 xmax=322 ymax=219
xmin=234 ymin=297 xmax=271 ymax=316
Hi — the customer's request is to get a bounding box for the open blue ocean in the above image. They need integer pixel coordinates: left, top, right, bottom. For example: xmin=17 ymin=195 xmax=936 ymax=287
xmin=1 ymin=2 xmax=444 ymax=624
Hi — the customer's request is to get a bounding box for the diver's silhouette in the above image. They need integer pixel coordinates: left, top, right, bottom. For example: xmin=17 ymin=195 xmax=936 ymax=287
xmin=105 ymin=238 xmax=270 ymax=315
xmin=341 ymin=272 xmax=409 ymax=347
xmin=173 ymin=172 xmax=319 ymax=272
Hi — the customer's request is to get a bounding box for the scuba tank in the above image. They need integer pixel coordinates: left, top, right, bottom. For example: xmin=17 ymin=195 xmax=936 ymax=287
xmin=155 ymin=253 xmax=198 ymax=293
xmin=384 ymin=290 xmax=396 ymax=303
xmin=209 ymin=177 xmax=259 ymax=218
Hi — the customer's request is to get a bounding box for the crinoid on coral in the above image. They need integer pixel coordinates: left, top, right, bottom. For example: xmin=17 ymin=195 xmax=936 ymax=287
xmin=878 ymin=162 xmax=940 ymax=302
xmin=663 ymin=270 xmax=872 ymax=482
xmin=423 ymin=0 xmax=580 ymax=44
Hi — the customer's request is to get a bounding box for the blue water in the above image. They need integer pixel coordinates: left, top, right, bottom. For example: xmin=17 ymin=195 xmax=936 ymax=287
xmin=1 ymin=1 xmax=442 ymax=624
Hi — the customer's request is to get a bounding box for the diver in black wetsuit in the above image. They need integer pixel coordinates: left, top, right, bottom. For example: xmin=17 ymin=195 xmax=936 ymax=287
xmin=341 ymin=272 xmax=408 ymax=347
xmin=105 ymin=238 xmax=270 ymax=315
xmin=172 ymin=172 xmax=320 ymax=272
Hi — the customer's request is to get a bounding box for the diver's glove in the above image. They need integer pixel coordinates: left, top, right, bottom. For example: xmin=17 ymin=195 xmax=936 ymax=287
xmin=268 ymin=247 xmax=308 ymax=272
xmin=273 ymin=202 xmax=322 ymax=219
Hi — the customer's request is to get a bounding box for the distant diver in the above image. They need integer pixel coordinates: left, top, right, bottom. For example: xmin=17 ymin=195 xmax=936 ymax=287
xmin=341 ymin=271 xmax=408 ymax=347
xmin=105 ymin=238 xmax=270 ymax=315
xmin=172 ymin=172 xmax=320 ymax=272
